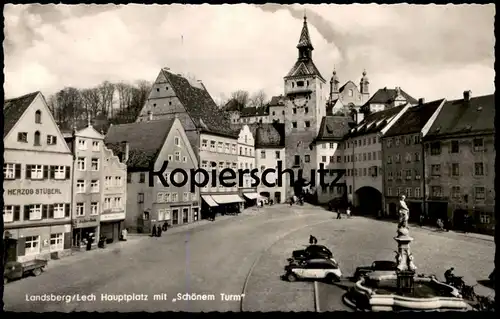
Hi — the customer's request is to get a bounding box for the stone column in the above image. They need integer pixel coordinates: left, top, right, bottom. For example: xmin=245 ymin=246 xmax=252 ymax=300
xmin=394 ymin=226 xmax=417 ymax=293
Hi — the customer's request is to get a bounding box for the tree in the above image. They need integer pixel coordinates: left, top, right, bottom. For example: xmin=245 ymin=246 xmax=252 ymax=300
xmin=54 ymin=87 xmax=83 ymax=129
xmin=249 ymin=89 xmax=267 ymax=108
xmin=98 ymin=81 xmax=115 ymax=118
xmin=80 ymin=87 xmax=102 ymax=120
xmin=229 ymin=90 xmax=250 ymax=110
xmin=116 ymin=82 xmax=134 ymax=113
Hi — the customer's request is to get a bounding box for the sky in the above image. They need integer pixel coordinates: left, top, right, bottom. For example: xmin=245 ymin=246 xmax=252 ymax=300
xmin=3 ymin=4 xmax=496 ymax=104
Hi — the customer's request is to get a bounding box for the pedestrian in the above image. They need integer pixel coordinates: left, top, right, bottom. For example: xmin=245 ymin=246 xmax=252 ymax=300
xmin=162 ymin=222 xmax=168 ymax=232
xmin=444 ymin=218 xmax=450 ymax=232
xmin=120 ymin=228 xmax=128 ymax=241
xmin=152 ymin=224 xmax=157 ymax=237
xmin=86 ymin=233 xmax=93 ymax=251
xmin=157 ymin=224 xmax=162 ymax=237
xmin=346 ymin=207 xmax=351 ymax=218
xmin=419 ymin=214 xmax=424 ymax=227
xmin=289 ymin=197 xmax=293 ymax=206
xmin=309 ymin=235 xmax=318 ymax=245
xmin=337 ymin=209 xmax=342 ymax=219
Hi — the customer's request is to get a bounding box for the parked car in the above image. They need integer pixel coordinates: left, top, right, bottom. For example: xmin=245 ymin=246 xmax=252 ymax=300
xmin=353 ymin=260 xmax=397 ymax=281
xmin=4 ymin=259 xmax=47 ymax=284
xmin=328 ymin=197 xmax=348 ymax=211
xmin=283 ymin=258 xmax=342 ymax=283
xmin=292 ymin=244 xmax=333 ymax=261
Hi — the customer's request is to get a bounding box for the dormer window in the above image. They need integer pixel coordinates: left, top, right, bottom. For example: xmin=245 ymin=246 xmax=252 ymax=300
xmin=297 ymin=81 xmax=304 ymax=87
xmin=349 ymin=89 xmax=353 ymax=97
xmin=34 ymin=131 xmax=41 ymax=146
xmin=35 ymin=110 xmax=42 ymax=124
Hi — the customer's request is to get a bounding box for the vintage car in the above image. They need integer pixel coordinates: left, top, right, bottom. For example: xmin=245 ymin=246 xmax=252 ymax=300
xmin=353 ymin=260 xmax=397 ymax=281
xmin=283 ymin=258 xmax=342 ymax=283
xmin=292 ymin=244 xmax=333 ymax=261
xmin=4 ymin=259 xmax=47 ymax=284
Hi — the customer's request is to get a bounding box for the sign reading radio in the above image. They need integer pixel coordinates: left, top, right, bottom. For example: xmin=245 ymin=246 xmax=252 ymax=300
xmin=73 ymin=217 xmax=99 ymax=228
xmin=7 ymin=188 xmax=63 ymax=196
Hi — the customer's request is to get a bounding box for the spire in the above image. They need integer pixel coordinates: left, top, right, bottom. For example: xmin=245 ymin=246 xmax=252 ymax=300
xmin=297 ymin=12 xmax=314 ymax=51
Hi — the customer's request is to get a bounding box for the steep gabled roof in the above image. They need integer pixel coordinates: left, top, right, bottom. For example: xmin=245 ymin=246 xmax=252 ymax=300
xmin=425 ymin=94 xmax=494 ymax=139
xmin=254 ymin=122 xmax=285 ymax=148
xmin=384 ymin=99 xmax=444 ymax=137
xmin=3 ymin=92 xmax=39 ymax=138
xmin=224 ymin=99 xmax=244 ymax=112
xmin=347 ymin=105 xmax=405 ymax=138
xmin=104 ymin=118 xmax=176 ymax=170
xmin=285 ymin=59 xmax=325 ymax=81
xmin=365 ymin=87 xmax=418 ymax=105
xmin=268 ymin=95 xmax=285 ymax=106
xmin=316 ymin=116 xmax=352 ymax=142
xmin=161 ymin=70 xmax=237 ymax=138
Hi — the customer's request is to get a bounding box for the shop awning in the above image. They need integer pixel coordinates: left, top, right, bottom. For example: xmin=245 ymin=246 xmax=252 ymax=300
xmin=202 ymin=195 xmax=219 ymax=207
xmin=243 ymin=192 xmax=260 ymax=200
xmin=211 ymin=194 xmax=245 ymax=204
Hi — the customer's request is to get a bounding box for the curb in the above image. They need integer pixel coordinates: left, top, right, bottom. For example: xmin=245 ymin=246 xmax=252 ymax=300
xmin=314 ymin=281 xmax=321 ymax=312
xmin=239 ymin=218 xmax=333 ymax=312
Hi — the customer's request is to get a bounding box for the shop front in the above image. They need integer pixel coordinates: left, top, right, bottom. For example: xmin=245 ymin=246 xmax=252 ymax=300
xmin=72 ymin=217 xmax=99 ymax=251
xmin=100 ymin=212 xmax=125 ymax=243
xmin=3 ymin=224 xmax=72 ymax=262
xmin=201 ymin=195 xmax=219 ymax=219
xmin=211 ymin=194 xmax=245 ymax=215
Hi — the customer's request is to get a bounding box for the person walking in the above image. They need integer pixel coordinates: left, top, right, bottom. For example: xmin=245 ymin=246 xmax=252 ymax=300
xmin=157 ymin=224 xmax=162 ymax=237
xmin=346 ymin=207 xmax=351 ymax=218
xmin=152 ymin=224 xmax=157 ymax=237
xmin=419 ymin=214 xmax=425 ymax=227
xmin=337 ymin=209 xmax=342 ymax=219
xmin=120 ymin=228 xmax=128 ymax=241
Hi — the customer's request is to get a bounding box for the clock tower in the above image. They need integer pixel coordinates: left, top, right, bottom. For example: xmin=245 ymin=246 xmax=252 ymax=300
xmin=283 ymin=15 xmax=326 ymax=198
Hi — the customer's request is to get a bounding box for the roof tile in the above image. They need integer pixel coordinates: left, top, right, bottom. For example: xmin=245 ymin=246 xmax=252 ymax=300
xmin=3 ymin=92 xmax=39 ymax=138
xmin=384 ymin=99 xmax=444 ymax=137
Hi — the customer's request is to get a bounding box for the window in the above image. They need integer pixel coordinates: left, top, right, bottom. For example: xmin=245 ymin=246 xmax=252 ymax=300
xmin=415 ymin=187 xmax=421 ymax=198
xmin=396 ymin=170 xmax=402 ymax=180
xmin=260 ymin=151 xmax=266 ymax=159
xmin=17 ymin=132 xmax=28 ymax=142
xmin=47 ymin=135 xmax=57 ymax=145
xmin=405 ymin=153 xmax=412 ymax=163
xmin=25 ymin=236 xmax=40 ymax=255
xmin=275 ymin=151 xmax=280 ymax=159
xmin=474 ymin=162 xmax=484 ymax=175
xmin=337 ymin=156 xmax=341 ymax=163
xmin=413 ymin=152 xmax=420 ymax=162
xmin=473 ymin=138 xmax=484 ymax=152
xmin=78 ymin=139 xmax=87 ymax=150
xmin=168 ymin=155 xmax=173 ymax=162
xmin=475 ymin=187 xmax=485 ymax=200
xmin=451 ymin=186 xmax=461 ymax=198
xmin=479 ymin=213 xmax=491 ymax=224
xmin=232 ymin=144 xmax=237 ymax=154
xmin=34 ymin=110 xmax=42 ymax=123
xmin=348 ymin=89 xmax=353 ymax=97
xmin=297 ymin=81 xmax=304 ymax=87
xmin=52 ymin=166 xmax=66 ymax=179
xmin=395 ymin=154 xmax=401 ymax=163
xmin=137 ymin=193 xmax=144 ymax=203
xmin=90 ymin=158 xmax=99 ymax=171
xmin=50 ymin=233 xmax=64 ymax=251
xmin=53 ymin=204 xmax=65 ymax=219
xmin=202 ymin=139 xmax=208 ymax=149
xmin=182 ymin=156 xmax=187 ymax=163
xmin=305 ymin=155 xmax=310 ymax=163
xmin=225 ymin=143 xmax=230 ymax=153
xmin=431 ymin=164 xmax=441 ymax=176
xmin=158 ymin=209 xmax=165 ymax=221
xmin=90 ymin=202 xmax=99 ymax=215
xmin=219 ymin=162 xmax=224 ymax=170
xmin=387 ymin=156 xmax=392 ymax=164
xmin=239 ymin=147 xmax=243 ymax=155
xmin=114 ymin=197 xmax=122 ymax=209
xmin=210 ymin=141 xmax=216 ymax=151
xmin=172 ymin=193 xmax=178 ymax=202
xmin=395 ymin=137 xmax=400 ymax=146
xmin=77 ymin=180 xmax=85 ymax=193
xmin=321 ymin=156 xmax=326 ymax=162
xmin=431 ymin=186 xmax=442 ymax=197
xmin=430 ymin=142 xmax=441 ymax=155
xmin=451 ymin=140 xmax=459 ymax=153
xmin=104 ymin=198 xmax=112 ymax=210
xmin=172 ymin=209 xmax=179 ymax=225
xmin=305 ymin=121 xmax=310 ymax=128
xmin=3 ymin=163 xmax=20 ymax=180
xmin=174 ymin=136 xmax=180 ymax=146
xmin=127 ymin=173 xmax=132 ymax=183
xmin=92 ymin=141 xmax=100 ymax=151
xmin=451 ymin=163 xmax=460 ymax=176
xmin=368 ymin=153 xmax=371 ymax=161
xmin=90 ymin=180 xmax=99 ymax=193
xmin=217 ymin=142 xmax=223 ymax=152
xmin=139 ymin=173 xmax=145 ymax=183
xmin=183 ymin=192 xmax=189 ymax=201
xmin=413 ymin=135 xmax=421 ymax=144
xmin=387 ymin=188 xmax=392 ymax=196
xmin=363 ymin=168 xmax=367 ymax=176
xmin=77 ymin=158 xmax=86 ymax=171
xmin=76 ymin=203 xmax=85 ymax=216
xmin=3 ymin=205 xmax=19 ymax=223
xmin=414 ymin=169 xmax=421 ymax=180
xmin=406 ymin=188 xmax=412 ymax=197
xmin=201 ymin=161 xmax=208 ymax=169
xmin=292 ymin=122 xmax=297 ymax=128
xmin=191 ymin=193 xmax=197 ymax=201
xmin=405 ymin=170 xmax=412 ymax=180
xmin=34 ymin=131 xmax=41 ymax=146
xmin=397 ymin=188 xmax=402 ymax=196
xmin=114 ymin=176 xmax=122 ymax=186
xmin=305 ymin=107 xmax=309 ymax=114
xmin=387 ymin=171 xmax=393 ymax=181
xmin=329 ymin=156 xmax=334 ymax=163
xmin=165 ymin=193 xmax=171 ymax=202
xmin=157 ymin=192 xmax=164 ymax=203
xmin=294 ymin=155 xmax=300 ymax=166
xmin=174 ymin=151 xmax=181 ymax=162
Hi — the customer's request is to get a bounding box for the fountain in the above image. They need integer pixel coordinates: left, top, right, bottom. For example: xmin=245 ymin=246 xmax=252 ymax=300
xmin=344 ymin=196 xmax=470 ymax=312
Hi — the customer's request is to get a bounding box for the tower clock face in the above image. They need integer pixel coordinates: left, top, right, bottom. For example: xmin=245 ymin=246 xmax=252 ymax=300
xmin=293 ymin=96 xmax=307 ymax=107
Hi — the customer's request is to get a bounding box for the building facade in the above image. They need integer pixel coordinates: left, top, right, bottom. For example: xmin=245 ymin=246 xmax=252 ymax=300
xmin=237 ymin=125 xmax=258 ymax=205
xmin=343 ymin=104 xmax=409 ymax=214
xmin=100 ymin=145 xmax=128 ymax=242
xmin=105 ymin=118 xmax=199 ymax=233
xmin=3 ymin=92 xmax=73 ymax=262
xmin=253 ymin=123 xmax=286 ymax=204
xmin=422 ymin=92 xmax=495 ymax=234
xmin=361 ymin=86 xmax=417 ymax=114
xmin=381 ymin=99 xmax=445 ymax=220
xmin=66 ymin=125 xmax=107 ymax=250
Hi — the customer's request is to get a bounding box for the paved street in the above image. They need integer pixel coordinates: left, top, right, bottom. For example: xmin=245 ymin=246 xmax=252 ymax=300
xmin=4 ymin=205 xmax=495 ymax=312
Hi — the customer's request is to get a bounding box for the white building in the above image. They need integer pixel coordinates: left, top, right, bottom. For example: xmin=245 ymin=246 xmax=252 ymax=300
xmin=237 ymin=125 xmax=258 ymax=205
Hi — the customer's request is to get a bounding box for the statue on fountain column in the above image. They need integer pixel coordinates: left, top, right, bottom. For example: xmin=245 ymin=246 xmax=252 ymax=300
xmin=397 ymin=195 xmax=410 ymax=236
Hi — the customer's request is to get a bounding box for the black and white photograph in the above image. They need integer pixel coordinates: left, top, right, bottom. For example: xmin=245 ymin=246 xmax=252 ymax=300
xmin=1 ymin=3 xmax=495 ymax=313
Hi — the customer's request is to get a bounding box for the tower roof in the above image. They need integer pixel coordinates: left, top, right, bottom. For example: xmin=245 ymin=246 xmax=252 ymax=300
xmin=297 ymin=16 xmax=314 ymax=50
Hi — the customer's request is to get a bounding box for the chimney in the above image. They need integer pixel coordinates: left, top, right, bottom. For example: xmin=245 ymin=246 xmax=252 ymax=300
xmin=418 ymin=98 xmax=425 ymax=105
xmin=121 ymin=141 xmax=129 ymax=163
xmin=463 ymin=90 xmax=472 ymax=102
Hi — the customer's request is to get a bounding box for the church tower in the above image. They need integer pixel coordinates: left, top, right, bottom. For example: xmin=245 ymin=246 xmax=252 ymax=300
xmin=283 ymin=15 xmax=326 ymax=197
xmin=329 ymin=68 xmax=340 ymax=102
xmin=360 ymin=69 xmax=370 ymax=104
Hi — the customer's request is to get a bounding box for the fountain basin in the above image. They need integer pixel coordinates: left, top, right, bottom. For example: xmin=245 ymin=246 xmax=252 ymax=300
xmin=345 ymin=274 xmax=470 ymax=312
